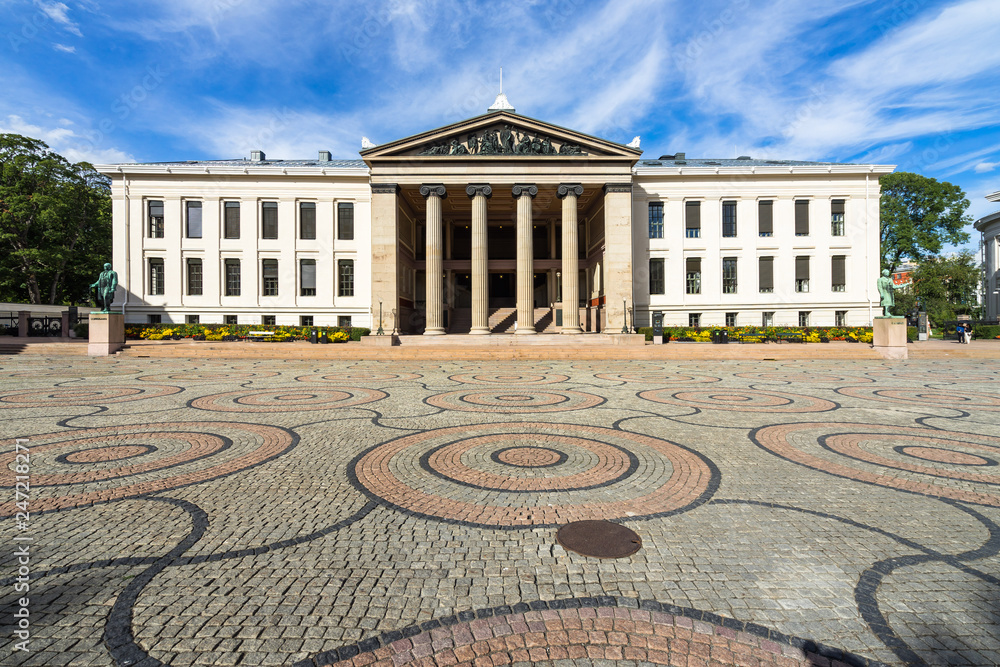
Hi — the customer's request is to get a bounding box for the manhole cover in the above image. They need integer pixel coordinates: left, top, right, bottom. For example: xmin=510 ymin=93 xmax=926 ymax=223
xmin=556 ymin=520 xmax=642 ymax=558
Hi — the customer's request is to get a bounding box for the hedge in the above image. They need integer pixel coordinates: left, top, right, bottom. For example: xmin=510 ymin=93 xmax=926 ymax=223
xmin=636 ymin=326 xmax=874 ymax=343
xmin=125 ymin=323 xmax=371 ymax=342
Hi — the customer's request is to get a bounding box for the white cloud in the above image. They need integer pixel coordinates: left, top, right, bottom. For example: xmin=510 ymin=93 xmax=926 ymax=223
xmin=0 ymin=114 xmax=133 ymax=164
xmin=53 ymin=43 xmax=76 ymax=53
xmin=34 ymin=0 xmax=83 ymax=36
xmin=974 ymin=161 xmax=999 ymax=173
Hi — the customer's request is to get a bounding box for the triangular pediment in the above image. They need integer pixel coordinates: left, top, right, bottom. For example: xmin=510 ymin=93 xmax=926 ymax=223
xmin=360 ymin=111 xmax=641 ymax=161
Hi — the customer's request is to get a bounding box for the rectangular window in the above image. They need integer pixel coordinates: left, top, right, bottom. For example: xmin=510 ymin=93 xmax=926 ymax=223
xmin=832 ymin=255 xmax=846 ymax=292
xmin=685 ymin=201 xmax=701 ymax=238
xmin=762 ymin=311 xmax=774 ymax=327
xmin=722 ymin=257 xmax=738 ymax=294
xmin=835 ymin=310 xmax=847 ymax=327
xmin=795 ymin=200 xmax=809 ymax=236
xmin=725 ymin=312 xmax=737 ymax=327
xmin=262 ymin=202 xmax=278 ymax=239
xmin=186 ymin=258 xmax=202 ymax=296
xmin=300 ymin=258 xmax=316 ymax=296
xmin=300 ymin=202 xmax=316 ymax=240
xmin=338 ymin=259 xmax=355 ymax=297
xmin=224 ymin=201 xmax=240 ymax=239
xmin=224 ymin=259 xmax=241 ymax=297
xmin=688 ymin=313 xmax=700 ymax=327
xmin=300 ymin=315 xmax=313 ymax=327
xmin=799 ymin=311 xmax=810 ymax=327
xmin=148 ymin=200 xmax=164 ymax=238
xmin=722 ymin=201 xmax=737 ymax=237
xmin=685 ymin=258 xmax=701 ymax=294
xmin=338 ymin=202 xmax=354 ymax=241
xmin=148 ymin=258 xmax=164 ymax=295
xmin=185 ymin=200 xmax=202 ymax=238
xmin=262 ymin=315 xmax=276 ymax=326
xmin=224 ymin=315 xmax=238 ymax=325
xmin=831 ymin=199 xmax=845 ymax=236
xmin=649 ymin=258 xmax=665 ymax=295
xmin=795 ymin=256 xmax=810 ymax=292
xmin=758 ymin=257 xmax=774 ymax=293
xmin=147 ymin=314 xmax=161 ymax=324
xmin=338 ymin=315 xmax=353 ymax=328
xmin=648 ymin=202 xmax=664 ymax=239
xmin=758 ymin=200 xmax=773 ymax=237
xmin=262 ymin=259 xmax=279 ymax=296
xmin=186 ymin=314 xmax=200 ymax=324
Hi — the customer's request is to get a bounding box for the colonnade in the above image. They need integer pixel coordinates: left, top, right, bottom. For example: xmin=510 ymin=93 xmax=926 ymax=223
xmin=419 ymin=183 xmax=584 ymax=335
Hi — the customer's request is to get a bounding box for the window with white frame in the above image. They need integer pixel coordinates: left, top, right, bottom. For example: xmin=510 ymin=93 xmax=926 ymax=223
xmin=799 ymin=311 xmax=810 ymax=327
xmin=148 ymin=200 xmax=164 ymax=238
xmin=224 ymin=259 xmax=240 ymax=296
xmin=685 ymin=201 xmax=701 ymax=238
xmin=722 ymin=257 xmax=738 ymax=293
xmin=835 ymin=310 xmax=847 ymax=326
xmin=725 ymin=312 xmax=737 ymax=327
xmin=338 ymin=259 xmax=354 ymax=297
xmin=648 ymin=202 xmax=663 ymax=239
xmin=186 ymin=258 xmax=202 ymax=296
xmin=261 ymin=202 xmax=278 ymax=239
xmin=338 ymin=202 xmax=354 ymax=240
xmin=300 ymin=202 xmax=316 ymax=240
xmin=758 ymin=200 xmax=772 ymax=237
xmin=722 ymin=201 xmax=737 ymax=237
xmin=262 ymin=259 xmax=278 ymax=296
xmin=831 ymin=199 xmax=845 ymax=236
xmin=762 ymin=311 xmax=774 ymax=327
xmin=224 ymin=201 xmax=240 ymax=239
xmin=832 ymin=255 xmax=846 ymax=292
xmin=186 ymin=200 xmax=202 ymax=238
xmin=685 ymin=258 xmax=701 ymax=294
xmin=300 ymin=258 xmax=316 ymax=296
xmin=649 ymin=258 xmax=665 ymax=295
xmin=758 ymin=257 xmax=773 ymax=293
xmin=795 ymin=256 xmax=810 ymax=292
xmin=795 ymin=200 xmax=810 ymax=236
xmin=148 ymin=258 xmax=164 ymax=295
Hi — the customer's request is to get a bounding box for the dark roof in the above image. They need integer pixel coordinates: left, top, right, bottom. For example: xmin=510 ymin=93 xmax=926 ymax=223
xmin=638 ymin=157 xmax=862 ymax=168
xmin=116 ymin=158 xmax=368 ymax=169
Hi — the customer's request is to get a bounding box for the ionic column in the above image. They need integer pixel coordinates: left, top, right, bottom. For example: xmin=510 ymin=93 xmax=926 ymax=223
xmin=466 ymin=184 xmax=492 ymax=335
xmin=558 ymin=184 xmax=584 ymax=334
xmin=512 ymin=184 xmax=538 ymax=335
xmin=420 ymin=184 xmax=447 ymax=335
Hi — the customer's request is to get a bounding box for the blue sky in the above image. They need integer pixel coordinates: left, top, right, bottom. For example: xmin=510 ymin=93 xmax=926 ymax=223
xmin=2 ymin=0 xmax=999 ymax=245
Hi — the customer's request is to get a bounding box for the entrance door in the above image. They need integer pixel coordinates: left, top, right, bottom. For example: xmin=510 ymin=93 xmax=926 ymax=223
xmin=489 ymin=272 xmax=515 ymax=308
xmin=454 ymin=273 xmax=472 ymax=308
xmin=533 ymin=273 xmax=548 ymax=308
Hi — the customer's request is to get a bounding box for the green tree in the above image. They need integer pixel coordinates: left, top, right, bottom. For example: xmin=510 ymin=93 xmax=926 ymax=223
xmin=879 ymin=171 xmax=971 ymax=273
xmin=897 ymin=251 xmax=981 ymax=324
xmin=0 ymin=134 xmax=111 ymax=305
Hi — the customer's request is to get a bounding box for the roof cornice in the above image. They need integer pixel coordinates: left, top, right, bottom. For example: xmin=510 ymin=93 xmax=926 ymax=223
xmin=95 ymin=164 xmax=369 ymax=177
xmin=632 ymin=164 xmax=895 ymax=177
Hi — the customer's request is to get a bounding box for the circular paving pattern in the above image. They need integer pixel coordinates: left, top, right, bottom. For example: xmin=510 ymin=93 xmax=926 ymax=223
xmin=188 ymin=387 xmax=386 ymax=412
xmin=295 ymin=371 xmax=423 ymax=383
xmin=734 ymin=372 xmax=873 ymax=384
xmin=310 ymin=600 xmax=859 ymax=667
xmin=752 ymin=422 xmax=1000 ymax=506
xmin=448 ymin=372 xmax=570 ymax=385
xmin=638 ymin=388 xmax=836 ymax=413
xmin=0 ymin=422 xmax=296 ymax=515
xmin=350 ymin=422 xmax=715 ymax=527
xmin=0 ymin=384 xmax=183 ymax=407
xmin=835 ymin=386 xmax=1000 ymax=411
xmin=595 ymin=372 xmax=721 ymax=384
xmin=424 ymin=389 xmax=604 ymax=414
xmin=138 ymin=371 xmax=279 ymax=382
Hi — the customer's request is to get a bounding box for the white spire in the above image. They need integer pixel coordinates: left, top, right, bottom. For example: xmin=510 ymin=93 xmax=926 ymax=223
xmin=488 ymin=66 xmax=515 ymax=112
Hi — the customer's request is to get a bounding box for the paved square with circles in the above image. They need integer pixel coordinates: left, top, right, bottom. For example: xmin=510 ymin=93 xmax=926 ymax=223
xmin=1 ymin=356 xmax=999 ymax=667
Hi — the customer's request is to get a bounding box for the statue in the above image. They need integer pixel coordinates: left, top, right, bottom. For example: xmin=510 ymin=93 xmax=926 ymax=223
xmin=877 ymin=268 xmax=895 ymax=316
xmin=466 ymin=132 xmax=479 ymax=154
xmin=449 ymin=139 xmax=468 ymax=155
xmin=500 ymin=124 xmax=515 ymax=153
xmin=91 ymin=262 xmax=119 ymax=313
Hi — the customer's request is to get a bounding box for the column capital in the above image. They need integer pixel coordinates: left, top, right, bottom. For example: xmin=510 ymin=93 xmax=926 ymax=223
xmin=419 ymin=184 xmax=447 ymax=199
xmin=603 ymin=183 xmax=632 ymax=194
xmin=371 ymin=183 xmax=399 ymax=195
xmin=466 ymin=184 xmax=492 ymax=199
xmin=557 ymin=183 xmax=584 ymax=199
xmin=512 ymin=184 xmax=538 ymax=199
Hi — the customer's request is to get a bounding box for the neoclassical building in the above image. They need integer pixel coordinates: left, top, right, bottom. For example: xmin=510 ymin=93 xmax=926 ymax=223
xmin=98 ymin=101 xmax=892 ymax=333
xmin=975 ymin=190 xmax=1000 ymax=322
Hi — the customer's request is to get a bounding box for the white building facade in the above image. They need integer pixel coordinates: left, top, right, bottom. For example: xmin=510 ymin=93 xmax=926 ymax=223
xmin=97 ymin=109 xmax=892 ymax=332
xmin=975 ymin=190 xmax=1000 ymax=322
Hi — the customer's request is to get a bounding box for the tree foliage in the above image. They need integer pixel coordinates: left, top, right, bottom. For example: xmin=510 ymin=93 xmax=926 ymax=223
xmin=0 ymin=134 xmax=111 ymax=305
xmin=879 ymin=171 xmax=971 ymax=273
xmin=893 ymin=251 xmax=981 ymax=324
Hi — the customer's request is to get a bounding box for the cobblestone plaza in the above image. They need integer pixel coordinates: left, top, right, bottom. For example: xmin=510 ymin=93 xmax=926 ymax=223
xmin=1 ymin=356 xmax=999 ymax=666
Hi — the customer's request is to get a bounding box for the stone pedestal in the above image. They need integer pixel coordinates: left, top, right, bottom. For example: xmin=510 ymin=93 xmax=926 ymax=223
xmin=360 ymin=334 xmax=399 ymax=347
xmin=88 ymin=312 xmax=124 ymax=356
xmin=873 ymin=316 xmax=907 ymax=359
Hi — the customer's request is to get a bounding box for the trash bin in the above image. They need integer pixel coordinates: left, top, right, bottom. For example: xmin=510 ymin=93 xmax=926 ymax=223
xmin=711 ymin=329 xmax=720 ymax=344
xmin=309 ymin=329 xmax=318 ymax=344
xmin=719 ymin=329 xmax=729 ymax=344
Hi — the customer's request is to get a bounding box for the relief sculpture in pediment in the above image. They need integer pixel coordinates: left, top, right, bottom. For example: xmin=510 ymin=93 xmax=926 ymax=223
xmin=417 ymin=125 xmax=584 ymax=156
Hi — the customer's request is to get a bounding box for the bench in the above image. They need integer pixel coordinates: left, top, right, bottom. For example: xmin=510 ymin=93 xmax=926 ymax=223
xmin=248 ymin=330 xmax=282 ymax=342
xmin=773 ymin=332 xmax=804 ymax=343
xmin=734 ymin=333 xmax=767 ymax=344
